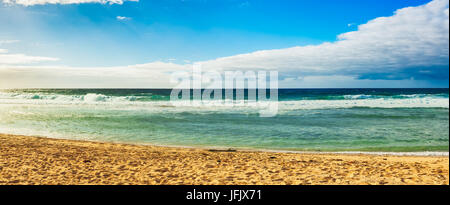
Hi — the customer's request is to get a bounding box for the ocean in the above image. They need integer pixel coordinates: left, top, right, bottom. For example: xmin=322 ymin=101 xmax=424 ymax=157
xmin=0 ymin=88 xmax=448 ymax=154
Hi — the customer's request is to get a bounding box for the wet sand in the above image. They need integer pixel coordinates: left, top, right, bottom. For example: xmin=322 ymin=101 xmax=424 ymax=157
xmin=0 ymin=133 xmax=448 ymax=185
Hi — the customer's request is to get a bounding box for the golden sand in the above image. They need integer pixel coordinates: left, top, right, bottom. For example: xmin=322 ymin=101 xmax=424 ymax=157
xmin=0 ymin=134 xmax=448 ymax=185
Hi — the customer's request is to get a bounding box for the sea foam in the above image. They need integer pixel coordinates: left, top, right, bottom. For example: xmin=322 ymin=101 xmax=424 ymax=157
xmin=0 ymin=91 xmax=448 ymax=110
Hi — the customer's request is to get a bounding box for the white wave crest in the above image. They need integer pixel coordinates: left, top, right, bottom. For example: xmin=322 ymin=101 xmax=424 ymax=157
xmin=0 ymin=92 xmax=448 ymax=109
xmin=279 ymin=98 xmax=449 ymax=110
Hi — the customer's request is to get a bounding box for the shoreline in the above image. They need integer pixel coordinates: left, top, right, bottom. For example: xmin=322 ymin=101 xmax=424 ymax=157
xmin=1 ymin=133 xmax=448 ymax=185
xmin=1 ymin=133 xmax=448 ymax=157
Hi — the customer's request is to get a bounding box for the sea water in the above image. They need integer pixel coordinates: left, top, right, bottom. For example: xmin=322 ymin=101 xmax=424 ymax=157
xmin=0 ymin=88 xmax=448 ymax=153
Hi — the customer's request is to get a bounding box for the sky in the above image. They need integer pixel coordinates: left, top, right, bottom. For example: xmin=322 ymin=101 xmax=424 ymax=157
xmin=0 ymin=0 xmax=448 ymax=88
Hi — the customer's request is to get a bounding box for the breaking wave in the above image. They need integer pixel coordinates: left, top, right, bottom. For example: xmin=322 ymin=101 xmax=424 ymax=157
xmin=0 ymin=91 xmax=448 ymax=109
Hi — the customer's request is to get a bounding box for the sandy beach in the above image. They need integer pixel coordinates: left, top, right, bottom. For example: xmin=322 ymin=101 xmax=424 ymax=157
xmin=0 ymin=133 xmax=448 ymax=185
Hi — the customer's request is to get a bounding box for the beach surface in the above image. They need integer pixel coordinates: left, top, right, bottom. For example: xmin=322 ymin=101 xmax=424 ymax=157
xmin=0 ymin=133 xmax=448 ymax=185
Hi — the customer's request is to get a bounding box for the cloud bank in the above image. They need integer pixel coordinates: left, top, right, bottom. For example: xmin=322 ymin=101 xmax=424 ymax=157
xmin=1 ymin=0 xmax=138 ymax=6
xmin=199 ymin=0 xmax=449 ymax=81
xmin=0 ymin=0 xmax=448 ymax=88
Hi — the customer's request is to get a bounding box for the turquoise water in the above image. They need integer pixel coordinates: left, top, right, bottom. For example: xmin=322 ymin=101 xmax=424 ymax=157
xmin=0 ymin=89 xmax=448 ymax=152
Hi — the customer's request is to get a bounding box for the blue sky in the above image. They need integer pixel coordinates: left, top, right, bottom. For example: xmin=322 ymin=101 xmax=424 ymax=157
xmin=0 ymin=0 xmax=448 ymax=88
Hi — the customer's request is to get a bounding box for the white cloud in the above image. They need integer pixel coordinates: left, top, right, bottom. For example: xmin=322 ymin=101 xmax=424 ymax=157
xmin=0 ymin=40 xmax=59 ymax=64
xmin=116 ymin=16 xmax=131 ymax=21
xmin=0 ymin=62 xmax=188 ymax=88
xmin=0 ymin=53 xmax=59 ymax=64
xmin=1 ymin=0 xmax=138 ymax=6
xmin=198 ymin=0 xmax=449 ymax=80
